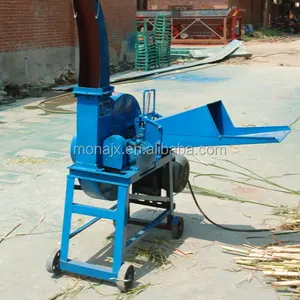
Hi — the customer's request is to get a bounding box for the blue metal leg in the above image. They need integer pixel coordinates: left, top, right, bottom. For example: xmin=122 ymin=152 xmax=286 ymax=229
xmin=54 ymin=157 xmax=175 ymax=283
xmin=60 ymin=175 xmax=75 ymax=262
xmin=70 ymin=204 xmax=117 ymax=239
xmin=112 ymin=185 xmax=129 ymax=274
xmin=168 ymin=160 xmax=174 ymax=217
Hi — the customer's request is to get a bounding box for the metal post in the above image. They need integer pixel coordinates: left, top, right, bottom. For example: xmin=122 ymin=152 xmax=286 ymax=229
xmin=223 ymin=17 xmax=228 ymax=43
xmin=168 ymin=158 xmax=174 ymax=216
xmin=60 ymin=175 xmax=75 ymax=261
xmin=112 ymin=186 xmax=129 ymax=274
xmin=24 ymin=56 xmax=30 ymax=84
xmin=232 ymin=17 xmax=236 ymax=40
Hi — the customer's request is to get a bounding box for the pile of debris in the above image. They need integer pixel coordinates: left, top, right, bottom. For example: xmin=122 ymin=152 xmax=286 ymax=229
xmin=0 ymin=80 xmax=6 ymax=103
xmin=278 ymin=205 xmax=300 ymax=232
xmin=110 ymin=60 xmax=134 ymax=75
xmin=54 ymin=65 xmax=77 ymax=85
xmin=38 ymin=66 xmax=77 ymax=90
xmin=0 ymin=79 xmax=31 ymax=105
xmin=222 ymin=244 xmax=300 ymax=294
xmin=0 ymin=65 xmax=78 ymax=105
xmin=221 ymin=205 xmax=300 ymax=295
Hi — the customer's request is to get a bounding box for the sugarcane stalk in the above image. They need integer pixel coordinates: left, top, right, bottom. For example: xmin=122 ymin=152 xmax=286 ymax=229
xmin=221 ymin=246 xmax=250 ymax=255
xmin=234 ymin=256 xmax=273 ymax=261
xmin=249 ymin=255 xmax=276 ymax=260
xmin=242 ymin=244 xmax=256 ymax=249
xmin=273 ymin=254 xmax=300 ymax=261
xmin=263 ymin=264 xmax=300 ymax=269
xmin=273 ymin=280 xmax=300 ymax=287
xmin=235 ymin=260 xmax=257 ymax=265
xmin=221 ymin=242 xmax=300 ymax=291
xmin=285 ymin=220 xmax=300 ymax=224
xmin=266 ymin=247 xmax=300 ymax=254
xmin=264 ymin=271 xmax=300 ymax=277
xmin=282 ymin=245 xmax=300 ymax=249
xmin=241 ymin=265 xmax=259 ymax=270
xmin=283 ymin=260 xmax=300 ymax=263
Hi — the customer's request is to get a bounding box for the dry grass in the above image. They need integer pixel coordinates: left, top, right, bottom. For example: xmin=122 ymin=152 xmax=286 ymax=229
xmin=7 ymin=156 xmax=52 ymax=165
xmin=242 ymin=29 xmax=299 ymax=42
xmin=116 ymin=283 xmax=152 ymax=300
xmin=49 ymin=279 xmax=152 ymax=300
xmin=277 ymin=204 xmax=300 ymax=232
xmin=48 ymin=279 xmax=84 ymax=300
xmin=190 ymin=159 xmax=300 ymax=212
xmin=133 ymin=246 xmax=171 ymax=268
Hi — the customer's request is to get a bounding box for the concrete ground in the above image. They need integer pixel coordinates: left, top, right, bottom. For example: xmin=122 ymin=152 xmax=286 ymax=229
xmin=246 ymin=39 xmax=300 ymax=66
xmin=225 ymin=38 xmax=300 ymax=67
xmin=0 ymin=62 xmax=300 ymax=300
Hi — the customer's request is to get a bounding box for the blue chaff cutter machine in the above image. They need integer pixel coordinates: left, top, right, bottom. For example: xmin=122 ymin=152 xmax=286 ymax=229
xmin=46 ymin=0 xmax=291 ymax=291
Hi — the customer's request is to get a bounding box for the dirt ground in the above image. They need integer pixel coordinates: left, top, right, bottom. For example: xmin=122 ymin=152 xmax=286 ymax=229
xmin=224 ymin=38 xmax=300 ymax=67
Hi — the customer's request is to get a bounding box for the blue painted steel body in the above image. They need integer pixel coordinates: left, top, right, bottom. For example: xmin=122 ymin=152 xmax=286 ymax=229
xmin=155 ymin=100 xmax=291 ymax=147
xmin=74 ymin=86 xmax=114 ymax=168
xmin=60 ymin=260 xmax=117 ymax=282
xmin=59 ymin=155 xmax=174 ymax=284
xmin=110 ymin=93 xmax=141 ymax=137
xmin=142 ymin=89 xmax=156 ymax=116
xmin=71 ymin=92 xmax=141 ymax=166
xmin=93 ymin=0 xmax=110 ymax=88
xmin=102 ymin=135 xmax=127 ymax=170
xmin=71 ymin=92 xmax=141 ymax=200
xmin=55 ymin=0 xmax=291 ymax=290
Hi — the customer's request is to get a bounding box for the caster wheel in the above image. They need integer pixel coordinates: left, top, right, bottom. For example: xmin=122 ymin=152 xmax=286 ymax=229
xmin=116 ymin=263 xmax=135 ymax=292
xmin=46 ymin=248 xmax=61 ymax=275
xmin=171 ymin=216 xmax=184 ymax=239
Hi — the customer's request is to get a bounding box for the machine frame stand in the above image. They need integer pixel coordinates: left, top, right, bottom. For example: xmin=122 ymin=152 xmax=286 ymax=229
xmin=47 ymin=154 xmax=184 ymax=291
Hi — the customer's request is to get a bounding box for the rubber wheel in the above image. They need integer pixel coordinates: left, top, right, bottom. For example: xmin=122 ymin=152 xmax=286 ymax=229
xmin=116 ymin=263 xmax=135 ymax=292
xmin=46 ymin=248 xmax=61 ymax=275
xmin=171 ymin=216 xmax=184 ymax=239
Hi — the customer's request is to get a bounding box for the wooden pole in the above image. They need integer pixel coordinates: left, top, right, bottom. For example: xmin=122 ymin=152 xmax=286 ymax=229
xmin=263 ymin=0 xmax=270 ymax=28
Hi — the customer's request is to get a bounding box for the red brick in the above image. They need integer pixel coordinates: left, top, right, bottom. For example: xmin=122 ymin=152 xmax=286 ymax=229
xmin=0 ymin=0 xmax=136 ymax=55
xmin=147 ymin=0 xmax=228 ymax=10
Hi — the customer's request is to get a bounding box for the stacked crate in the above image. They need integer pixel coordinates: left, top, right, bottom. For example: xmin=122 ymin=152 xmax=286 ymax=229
xmin=135 ymin=20 xmax=157 ymax=71
xmin=154 ymin=14 xmax=172 ymax=68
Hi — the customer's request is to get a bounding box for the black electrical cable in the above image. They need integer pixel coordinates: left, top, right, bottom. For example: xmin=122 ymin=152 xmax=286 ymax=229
xmin=187 ymin=180 xmax=273 ymax=233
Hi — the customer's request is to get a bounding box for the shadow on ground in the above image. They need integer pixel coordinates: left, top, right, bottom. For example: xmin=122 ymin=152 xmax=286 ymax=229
xmin=56 ymin=208 xmax=300 ymax=291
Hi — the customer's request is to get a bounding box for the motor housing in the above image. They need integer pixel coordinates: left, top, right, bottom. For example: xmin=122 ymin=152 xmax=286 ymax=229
xmin=162 ymin=155 xmax=190 ymax=193
xmin=132 ymin=154 xmax=190 ymax=196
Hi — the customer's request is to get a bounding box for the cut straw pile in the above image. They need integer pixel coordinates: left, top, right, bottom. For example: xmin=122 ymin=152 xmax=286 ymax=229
xmin=278 ymin=205 xmax=300 ymax=232
xmin=222 ymin=244 xmax=300 ymax=293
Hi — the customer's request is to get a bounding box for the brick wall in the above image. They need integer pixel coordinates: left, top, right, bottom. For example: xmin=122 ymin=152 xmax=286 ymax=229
xmin=147 ymin=0 xmax=229 ymax=10
xmin=0 ymin=0 xmax=136 ymax=84
xmin=0 ymin=0 xmax=135 ymax=55
xmin=229 ymin=0 xmax=263 ymax=25
xmin=102 ymin=0 xmax=136 ymax=54
xmin=0 ymin=1 xmax=76 ymax=53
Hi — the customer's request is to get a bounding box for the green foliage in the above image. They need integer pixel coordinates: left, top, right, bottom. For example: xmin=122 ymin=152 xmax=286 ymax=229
xmin=243 ymin=28 xmax=283 ymax=41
